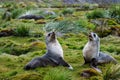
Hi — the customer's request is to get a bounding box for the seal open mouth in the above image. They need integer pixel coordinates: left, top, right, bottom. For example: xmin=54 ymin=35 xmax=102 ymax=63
xmin=51 ymin=32 xmax=55 ymax=39
xmin=50 ymin=32 xmax=56 ymax=41
xmin=88 ymin=33 xmax=93 ymax=41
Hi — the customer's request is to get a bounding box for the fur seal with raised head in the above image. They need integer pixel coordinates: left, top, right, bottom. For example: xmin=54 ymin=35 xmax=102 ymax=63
xmin=24 ymin=31 xmax=73 ymax=70
xmin=83 ymin=32 xmax=117 ymax=72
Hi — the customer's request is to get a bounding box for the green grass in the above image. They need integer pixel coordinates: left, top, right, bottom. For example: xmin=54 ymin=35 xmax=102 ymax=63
xmin=43 ymin=68 xmax=71 ymax=80
xmin=86 ymin=9 xmax=106 ymax=19
xmin=0 ymin=1 xmax=120 ymax=80
xmin=14 ymin=24 xmax=30 ymax=37
xmin=0 ymin=33 xmax=120 ymax=80
xmin=103 ymin=64 xmax=120 ymax=80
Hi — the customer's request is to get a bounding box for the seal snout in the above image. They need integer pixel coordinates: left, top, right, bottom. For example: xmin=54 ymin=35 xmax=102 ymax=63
xmin=88 ymin=33 xmax=93 ymax=41
xmin=51 ymin=31 xmax=56 ymax=39
xmin=51 ymin=31 xmax=55 ymax=36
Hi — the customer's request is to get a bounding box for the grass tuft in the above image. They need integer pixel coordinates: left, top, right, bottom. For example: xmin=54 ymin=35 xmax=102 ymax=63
xmin=14 ymin=24 xmax=30 ymax=37
xmin=44 ymin=68 xmax=71 ymax=80
xmin=103 ymin=64 xmax=120 ymax=80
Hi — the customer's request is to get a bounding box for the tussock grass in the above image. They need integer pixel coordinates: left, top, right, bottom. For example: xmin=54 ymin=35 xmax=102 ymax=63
xmin=86 ymin=9 xmax=106 ymax=19
xmin=44 ymin=20 xmax=87 ymax=34
xmin=103 ymin=64 xmax=120 ymax=80
xmin=14 ymin=25 xmax=30 ymax=37
xmin=44 ymin=68 xmax=71 ymax=80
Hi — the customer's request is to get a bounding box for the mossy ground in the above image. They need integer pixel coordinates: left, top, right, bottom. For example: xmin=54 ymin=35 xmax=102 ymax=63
xmin=0 ymin=1 xmax=120 ymax=80
xmin=0 ymin=34 xmax=120 ymax=80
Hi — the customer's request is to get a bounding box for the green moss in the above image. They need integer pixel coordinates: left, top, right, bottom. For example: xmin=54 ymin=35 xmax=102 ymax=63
xmin=107 ymin=19 xmax=118 ymax=25
xmin=76 ymin=19 xmax=95 ymax=30
xmin=12 ymin=72 xmax=42 ymax=80
xmin=29 ymin=41 xmax=46 ymax=50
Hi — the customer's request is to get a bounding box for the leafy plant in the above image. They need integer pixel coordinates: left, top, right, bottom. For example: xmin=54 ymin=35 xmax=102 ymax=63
xmin=14 ymin=24 xmax=30 ymax=37
xmin=11 ymin=8 xmax=25 ymax=19
xmin=86 ymin=9 xmax=106 ymax=19
xmin=109 ymin=5 xmax=120 ymax=23
xmin=44 ymin=20 xmax=86 ymax=33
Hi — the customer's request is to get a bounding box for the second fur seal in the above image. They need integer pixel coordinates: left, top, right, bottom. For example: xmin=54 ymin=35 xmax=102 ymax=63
xmin=83 ymin=32 xmax=117 ymax=72
xmin=24 ymin=31 xmax=73 ymax=70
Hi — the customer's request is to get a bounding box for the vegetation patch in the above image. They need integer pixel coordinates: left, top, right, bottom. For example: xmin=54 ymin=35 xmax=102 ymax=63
xmin=0 ymin=1 xmax=120 ymax=80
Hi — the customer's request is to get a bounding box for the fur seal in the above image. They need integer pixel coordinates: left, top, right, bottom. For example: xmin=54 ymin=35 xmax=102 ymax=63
xmin=83 ymin=32 xmax=117 ymax=72
xmin=18 ymin=14 xmax=44 ymax=20
xmin=24 ymin=31 xmax=73 ymax=70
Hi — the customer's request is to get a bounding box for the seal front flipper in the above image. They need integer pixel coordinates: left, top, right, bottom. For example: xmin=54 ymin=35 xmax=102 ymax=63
xmin=24 ymin=58 xmax=41 ymax=70
xmin=82 ymin=57 xmax=90 ymax=66
xmin=58 ymin=57 xmax=73 ymax=70
xmin=90 ymin=58 xmax=102 ymax=73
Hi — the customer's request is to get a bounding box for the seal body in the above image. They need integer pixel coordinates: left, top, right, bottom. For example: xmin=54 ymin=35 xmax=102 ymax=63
xmin=82 ymin=32 xmax=117 ymax=72
xmin=83 ymin=41 xmax=99 ymax=62
xmin=24 ymin=32 xmax=73 ymax=70
xmin=83 ymin=32 xmax=100 ymax=63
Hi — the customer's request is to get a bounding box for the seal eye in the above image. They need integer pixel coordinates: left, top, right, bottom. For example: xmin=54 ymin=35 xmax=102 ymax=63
xmin=48 ymin=33 xmax=51 ymax=36
xmin=93 ymin=34 xmax=96 ymax=37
